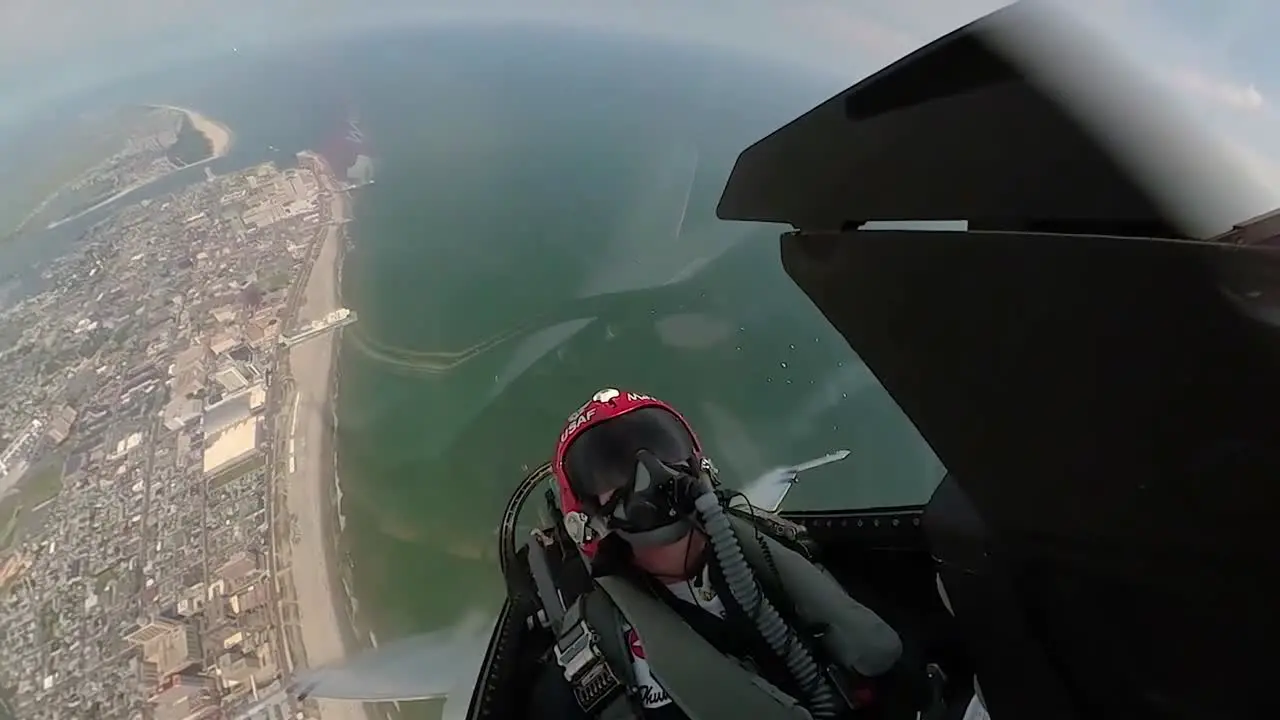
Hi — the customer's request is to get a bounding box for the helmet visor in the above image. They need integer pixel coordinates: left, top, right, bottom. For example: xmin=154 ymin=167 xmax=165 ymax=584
xmin=562 ymin=407 xmax=697 ymax=502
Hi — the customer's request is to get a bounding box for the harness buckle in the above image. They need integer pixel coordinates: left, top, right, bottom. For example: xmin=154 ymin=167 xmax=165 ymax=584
xmin=554 ymin=618 xmax=626 ymax=712
xmin=555 ymin=620 xmax=599 ymax=680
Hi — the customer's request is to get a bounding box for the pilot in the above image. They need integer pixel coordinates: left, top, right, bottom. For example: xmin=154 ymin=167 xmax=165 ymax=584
xmin=531 ymin=388 xmax=911 ymax=720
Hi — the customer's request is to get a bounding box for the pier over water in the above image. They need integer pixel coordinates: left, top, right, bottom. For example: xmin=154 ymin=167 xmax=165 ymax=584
xmin=279 ymin=308 xmax=358 ymax=348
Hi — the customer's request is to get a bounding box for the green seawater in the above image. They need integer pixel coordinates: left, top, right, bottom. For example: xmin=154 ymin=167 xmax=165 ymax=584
xmin=331 ymin=25 xmax=943 ymax=680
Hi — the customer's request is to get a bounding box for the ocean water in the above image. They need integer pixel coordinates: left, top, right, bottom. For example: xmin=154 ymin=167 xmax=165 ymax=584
xmin=6 ymin=25 xmax=945 ymax=717
xmin=324 ymin=26 xmax=945 ymax=653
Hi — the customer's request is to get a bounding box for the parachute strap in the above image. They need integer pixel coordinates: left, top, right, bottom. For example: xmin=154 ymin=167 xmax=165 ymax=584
xmin=596 ymin=575 xmax=814 ymax=720
xmin=553 ymin=594 xmax=638 ymax=719
xmin=528 ymin=529 xmax=636 ymax=719
xmin=583 ymin=592 xmax=643 ymax=720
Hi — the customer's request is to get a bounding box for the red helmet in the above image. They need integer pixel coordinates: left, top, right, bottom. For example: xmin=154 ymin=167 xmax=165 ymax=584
xmin=553 ymin=388 xmax=702 ymax=555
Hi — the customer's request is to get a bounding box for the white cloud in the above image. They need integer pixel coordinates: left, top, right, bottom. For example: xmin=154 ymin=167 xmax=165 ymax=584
xmin=1173 ymin=69 xmax=1266 ymax=112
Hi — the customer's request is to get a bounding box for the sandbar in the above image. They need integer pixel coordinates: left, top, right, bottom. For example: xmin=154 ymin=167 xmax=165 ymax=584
xmin=152 ymin=104 xmax=235 ymax=158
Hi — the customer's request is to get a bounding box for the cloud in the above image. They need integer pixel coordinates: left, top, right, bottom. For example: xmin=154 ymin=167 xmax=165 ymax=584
xmin=1172 ymin=70 xmax=1266 ymax=112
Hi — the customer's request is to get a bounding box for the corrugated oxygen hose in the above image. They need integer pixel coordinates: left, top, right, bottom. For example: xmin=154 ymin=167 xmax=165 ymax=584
xmin=693 ymin=483 xmax=839 ymax=720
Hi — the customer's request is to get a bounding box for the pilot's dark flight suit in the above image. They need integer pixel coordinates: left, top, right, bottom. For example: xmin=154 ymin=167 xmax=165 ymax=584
xmin=531 ymin=536 xmax=794 ymax=720
xmin=531 ymin=538 xmax=846 ymax=720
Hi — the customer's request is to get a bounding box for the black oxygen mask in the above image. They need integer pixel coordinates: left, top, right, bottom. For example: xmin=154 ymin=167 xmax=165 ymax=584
xmin=600 ymin=450 xmax=701 ymax=548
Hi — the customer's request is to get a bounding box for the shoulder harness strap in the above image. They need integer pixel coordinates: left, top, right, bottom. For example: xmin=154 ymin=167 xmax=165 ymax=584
xmin=553 ymin=591 xmax=641 ymax=720
xmin=596 ymin=575 xmax=813 ymax=720
xmin=534 ymin=530 xmax=639 ymax=720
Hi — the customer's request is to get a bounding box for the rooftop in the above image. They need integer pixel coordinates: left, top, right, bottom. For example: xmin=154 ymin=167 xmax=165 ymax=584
xmin=203 ymin=390 xmax=253 ymax=436
xmin=213 ymin=366 xmax=249 ymax=394
xmin=143 ymin=623 xmax=200 ymax=678
xmin=202 ymin=417 xmax=262 ymax=476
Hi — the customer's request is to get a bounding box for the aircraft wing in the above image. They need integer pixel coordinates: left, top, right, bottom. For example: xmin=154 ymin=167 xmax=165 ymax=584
xmin=295 ymin=611 xmax=494 ymax=703
xmin=734 ymin=449 xmax=851 ymax=512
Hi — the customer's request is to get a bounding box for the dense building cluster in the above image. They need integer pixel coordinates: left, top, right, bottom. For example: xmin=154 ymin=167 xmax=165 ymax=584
xmin=0 ymin=153 xmax=341 ymax=720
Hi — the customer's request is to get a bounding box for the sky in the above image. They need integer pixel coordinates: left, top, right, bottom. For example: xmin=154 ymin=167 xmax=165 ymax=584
xmin=2 ymin=0 xmax=1277 ymax=209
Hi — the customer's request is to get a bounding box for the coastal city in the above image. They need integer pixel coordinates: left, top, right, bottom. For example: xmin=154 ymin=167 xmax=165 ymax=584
xmin=7 ymin=106 xmax=236 ymax=242
xmin=0 ymin=109 xmax=369 ymax=720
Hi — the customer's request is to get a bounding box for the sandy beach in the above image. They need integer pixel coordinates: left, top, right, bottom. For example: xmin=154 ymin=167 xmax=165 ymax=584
xmin=155 ymin=104 xmax=235 ymax=158
xmin=283 ymin=155 xmax=366 ymax=720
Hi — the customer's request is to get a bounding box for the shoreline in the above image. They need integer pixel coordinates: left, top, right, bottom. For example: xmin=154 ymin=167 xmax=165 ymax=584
xmin=43 ymin=105 xmax=236 ymax=232
xmin=150 ymin=104 xmax=235 ymax=159
xmin=282 ymin=152 xmax=369 ymax=720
